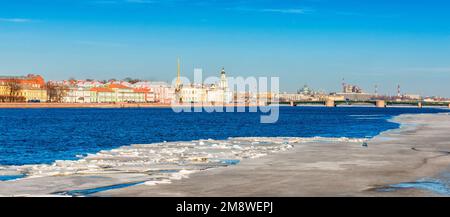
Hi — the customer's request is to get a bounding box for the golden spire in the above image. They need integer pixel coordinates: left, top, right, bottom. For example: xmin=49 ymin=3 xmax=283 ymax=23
xmin=176 ymin=58 xmax=181 ymax=89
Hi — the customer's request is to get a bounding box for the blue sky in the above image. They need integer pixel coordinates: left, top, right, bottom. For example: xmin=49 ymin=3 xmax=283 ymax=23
xmin=1 ymin=0 xmax=450 ymax=96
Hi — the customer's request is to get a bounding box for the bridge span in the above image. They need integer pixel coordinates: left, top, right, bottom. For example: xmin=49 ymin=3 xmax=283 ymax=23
xmin=276 ymin=100 xmax=450 ymax=108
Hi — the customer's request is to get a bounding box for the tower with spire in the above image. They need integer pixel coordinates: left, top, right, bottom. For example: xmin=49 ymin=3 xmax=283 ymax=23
xmin=175 ymin=58 xmax=183 ymax=103
xmin=176 ymin=58 xmax=181 ymax=90
xmin=219 ymin=67 xmax=228 ymax=90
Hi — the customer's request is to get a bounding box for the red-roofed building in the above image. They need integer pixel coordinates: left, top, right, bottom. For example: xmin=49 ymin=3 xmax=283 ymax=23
xmin=90 ymin=87 xmax=115 ymax=103
xmin=132 ymin=81 xmax=174 ymax=103
xmin=133 ymin=87 xmax=153 ymax=102
xmin=107 ymin=84 xmax=130 ymax=89
xmin=0 ymin=74 xmax=47 ymax=102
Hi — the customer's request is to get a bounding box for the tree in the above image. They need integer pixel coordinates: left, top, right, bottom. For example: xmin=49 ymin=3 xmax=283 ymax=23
xmin=46 ymin=82 xmax=69 ymax=103
xmin=130 ymin=79 xmax=141 ymax=84
xmin=6 ymin=79 xmax=22 ymax=102
xmin=124 ymin=77 xmax=141 ymax=84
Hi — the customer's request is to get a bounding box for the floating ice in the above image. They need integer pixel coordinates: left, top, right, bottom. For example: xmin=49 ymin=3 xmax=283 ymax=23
xmin=3 ymin=137 xmax=366 ymax=187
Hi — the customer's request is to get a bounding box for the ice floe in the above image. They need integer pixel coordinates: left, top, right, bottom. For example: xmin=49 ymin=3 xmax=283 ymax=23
xmin=2 ymin=137 xmax=367 ymax=187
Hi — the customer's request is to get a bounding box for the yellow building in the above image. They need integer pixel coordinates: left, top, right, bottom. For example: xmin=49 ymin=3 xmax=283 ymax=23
xmin=0 ymin=85 xmax=9 ymax=96
xmin=0 ymin=74 xmax=47 ymax=102
xmin=18 ymin=88 xmax=48 ymax=102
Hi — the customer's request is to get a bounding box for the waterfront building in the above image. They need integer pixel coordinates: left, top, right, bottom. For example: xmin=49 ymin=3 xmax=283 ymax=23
xmin=0 ymin=74 xmax=47 ymax=102
xmin=179 ymin=84 xmax=207 ymax=103
xmin=319 ymin=94 xmax=346 ymax=101
xmin=75 ymin=80 xmax=104 ymax=88
xmin=159 ymin=86 xmax=175 ymax=104
xmin=423 ymin=97 xmax=449 ymax=103
xmin=336 ymin=92 xmax=372 ymax=101
xmin=256 ymin=92 xmax=275 ymax=103
xmin=403 ymin=94 xmax=422 ymax=100
xmin=107 ymin=80 xmax=133 ymax=88
xmin=206 ymin=84 xmax=232 ymax=104
xmin=133 ymin=81 xmax=174 ymax=103
xmin=276 ymin=93 xmax=313 ymax=102
xmin=174 ymin=60 xmax=233 ymax=104
xmin=133 ymin=88 xmax=152 ymax=102
xmin=205 ymin=68 xmax=233 ymax=104
xmin=336 ymin=82 xmax=372 ymax=101
xmin=342 ymin=83 xmax=363 ymax=94
xmin=276 ymin=85 xmax=327 ymax=102
xmin=86 ymin=84 xmax=146 ymax=103
xmin=90 ymin=87 xmax=115 ymax=103
xmin=234 ymin=92 xmax=252 ymax=104
xmin=107 ymin=84 xmax=146 ymax=103
xmin=53 ymin=79 xmax=172 ymax=104
xmin=178 ymin=80 xmax=232 ymax=104
xmin=298 ymin=84 xmax=313 ymax=95
xmin=64 ymin=87 xmax=96 ymax=103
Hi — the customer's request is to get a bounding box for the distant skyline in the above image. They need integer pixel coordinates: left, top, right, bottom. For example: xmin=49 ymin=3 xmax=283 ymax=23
xmin=1 ymin=0 xmax=450 ymax=96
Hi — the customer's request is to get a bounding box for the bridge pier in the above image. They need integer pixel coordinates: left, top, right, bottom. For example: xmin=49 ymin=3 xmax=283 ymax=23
xmin=325 ymin=99 xmax=336 ymax=107
xmin=376 ymin=100 xmax=386 ymax=108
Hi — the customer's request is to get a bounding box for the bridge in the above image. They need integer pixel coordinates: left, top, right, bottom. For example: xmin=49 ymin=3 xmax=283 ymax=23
xmin=273 ymin=100 xmax=450 ymax=108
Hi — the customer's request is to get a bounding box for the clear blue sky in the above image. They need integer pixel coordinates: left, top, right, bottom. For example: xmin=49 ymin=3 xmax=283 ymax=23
xmin=1 ymin=0 xmax=449 ymax=96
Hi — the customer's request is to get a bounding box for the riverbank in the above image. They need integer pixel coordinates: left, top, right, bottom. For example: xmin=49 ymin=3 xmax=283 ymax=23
xmin=0 ymin=102 xmax=267 ymax=109
xmin=0 ymin=102 xmax=172 ymax=108
xmin=0 ymin=112 xmax=449 ymax=196
xmin=1 ymin=102 xmax=449 ymax=109
xmin=96 ymin=113 xmax=450 ymax=197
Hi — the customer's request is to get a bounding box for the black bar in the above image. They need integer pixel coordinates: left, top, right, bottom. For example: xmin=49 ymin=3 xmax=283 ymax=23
xmin=0 ymin=197 xmax=447 ymax=216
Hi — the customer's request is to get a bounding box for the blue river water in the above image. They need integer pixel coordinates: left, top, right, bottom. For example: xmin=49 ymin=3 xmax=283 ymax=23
xmin=0 ymin=106 xmax=444 ymax=166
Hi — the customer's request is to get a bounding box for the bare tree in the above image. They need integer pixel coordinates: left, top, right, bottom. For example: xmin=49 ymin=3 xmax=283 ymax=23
xmin=6 ymin=79 xmax=22 ymax=102
xmin=46 ymin=82 xmax=69 ymax=103
xmin=46 ymin=82 xmax=57 ymax=102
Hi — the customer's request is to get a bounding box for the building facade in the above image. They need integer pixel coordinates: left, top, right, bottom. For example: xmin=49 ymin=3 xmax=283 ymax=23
xmin=64 ymin=87 xmax=96 ymax=103
xmin=0 ymin=74 xmax=47 ymax=102
xmin=133 ymin=81 xmax=175 ymax=103
xmin=176 ymin=68 xmax=232 ymax=104
xmin=88 ymin=84 xmax=146 ymax=103
xmin=206 ymin=68 xmax=233 ymax=104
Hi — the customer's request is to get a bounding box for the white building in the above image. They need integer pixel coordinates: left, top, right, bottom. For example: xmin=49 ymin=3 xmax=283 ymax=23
xmin=108 ymin=84 xmax=146 ymax=103
xmin=179 ymin=85 xmax=207 ymax=103
xmin=84 ymin=84 xmax=146 ymax=103
xmin=277 ymin=93 xmax=308 ymax=102
xmin=132 ymin=81 xmax=175 ymax=103
xmin=403 ymin=94 xmax=422 ymax=100
xmin=64 ymin=87 xmax=96 ymax=103
xmin=177 ymin=68 xmax=232 ymax=104
xmin=206 ymin=68 xmax=233 ymax=104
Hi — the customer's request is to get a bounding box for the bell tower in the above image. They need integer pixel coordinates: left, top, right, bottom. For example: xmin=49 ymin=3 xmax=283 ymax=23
xmin=175 ymin=58 xmax=183 ymax=103
xmin=219 ymin=67 xmax=228 ymax=90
